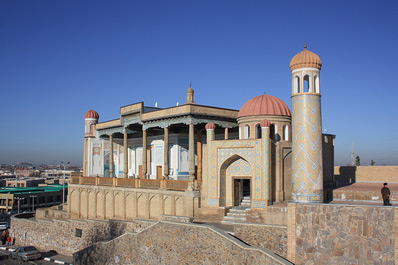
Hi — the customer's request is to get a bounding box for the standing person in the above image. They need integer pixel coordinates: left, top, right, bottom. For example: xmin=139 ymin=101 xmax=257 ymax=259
xmin=1 ymin=230 xmax=6 ymax=245
xmin=6 ymin=235 xmax=11 ymax=246
xmin=381 ymin=183 xmax=392 ymax=206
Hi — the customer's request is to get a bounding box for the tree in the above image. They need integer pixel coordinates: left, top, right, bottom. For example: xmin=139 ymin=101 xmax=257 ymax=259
xmin=370 ymin=160 xmax=375 ymax=166
xmin=355 ymin=156 xmax=360 ymax=166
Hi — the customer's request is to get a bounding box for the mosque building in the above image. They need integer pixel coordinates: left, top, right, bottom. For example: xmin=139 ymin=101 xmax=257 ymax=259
xmin=70 ymin=46 xmax=335 ymax=221
xmin=15 ymin=46 xmax=398 ymax=265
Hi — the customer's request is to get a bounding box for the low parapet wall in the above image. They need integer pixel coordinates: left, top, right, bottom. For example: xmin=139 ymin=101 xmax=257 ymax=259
xmin=74 ymin=221 xmax=292 ymax=265
xmin=335 ymin=166 xmax=398 ymax=183
xmin=10 ymin=216 xmax=155 ymax=255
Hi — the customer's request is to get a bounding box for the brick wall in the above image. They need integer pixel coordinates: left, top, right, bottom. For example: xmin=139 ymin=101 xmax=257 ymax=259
xmin=73 ymin=221 xmax=292 ymax=265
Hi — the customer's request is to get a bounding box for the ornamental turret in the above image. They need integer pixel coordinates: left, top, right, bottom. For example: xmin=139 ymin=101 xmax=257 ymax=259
xmin=83 ymin=110 xmax=99 ymax=176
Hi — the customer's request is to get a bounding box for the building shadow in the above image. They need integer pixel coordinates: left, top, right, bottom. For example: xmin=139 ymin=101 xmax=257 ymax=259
xmin=334 ymin=166 xmax=357 ymax=188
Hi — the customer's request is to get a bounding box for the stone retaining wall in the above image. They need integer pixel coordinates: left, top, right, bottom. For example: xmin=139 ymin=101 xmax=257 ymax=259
xmin=288 ymin=203 xmax=398 ymax=264
xmin=73 ymin=221 xmax=292 ymax=265
xmin=234 ymin=223 xmax=287 ymax=258
xmin=11 ymin=215 xmax=155 ymax=255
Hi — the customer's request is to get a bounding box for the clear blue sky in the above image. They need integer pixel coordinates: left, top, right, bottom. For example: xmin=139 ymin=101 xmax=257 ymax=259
xmin=0 ymin=0 xmax=397 ymax=166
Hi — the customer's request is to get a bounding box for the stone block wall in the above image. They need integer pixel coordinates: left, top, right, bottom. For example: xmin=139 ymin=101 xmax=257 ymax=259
xmin=234 ymin=223 xmax=287 ymax=258
xmin=11 ymin=215 xmax=155 ymax=255
xmin=74 ymin=221 xmax=292 ymax=265
xmin=288 ymin=203 xmax=398 ymax=264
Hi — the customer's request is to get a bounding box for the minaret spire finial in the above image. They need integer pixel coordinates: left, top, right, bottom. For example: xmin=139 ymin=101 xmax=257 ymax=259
xmin=304 ymin=41 xmax=307 ymax=49
xmin=190 ymin=82 xmax=192 ymax=88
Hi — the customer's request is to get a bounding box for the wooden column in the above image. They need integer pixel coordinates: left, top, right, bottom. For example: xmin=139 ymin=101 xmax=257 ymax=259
xmin=188 ymin=123 xmax=195 ymax=182
xmin=224 ymin=127 xmax=229 ymax=140
xmin=142 ymin=129 xmax=147 ymax=179
xmin=164 ymin=127 xmax=169 ymax=178
xmin=124 ymin=132 xmax=128 ymax=178
xmin=196 ymin=129 xmax=202 ymax=181
xmin=109 ymin=135 xmax=114 ymax=177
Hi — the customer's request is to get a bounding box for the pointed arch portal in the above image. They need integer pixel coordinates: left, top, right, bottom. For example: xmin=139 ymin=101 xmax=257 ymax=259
xmin=219 ymin=154 xmax=253 ymax=207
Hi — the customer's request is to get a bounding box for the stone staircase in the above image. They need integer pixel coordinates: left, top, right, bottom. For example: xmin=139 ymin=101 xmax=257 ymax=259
xmin=221 ymin=196 xmax=251 ymax=225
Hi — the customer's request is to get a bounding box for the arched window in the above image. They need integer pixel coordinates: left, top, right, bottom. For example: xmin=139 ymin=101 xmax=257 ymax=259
xmin=270 ymin=124 xmax=275 ymax=140
xmin=314 ymin=75 xmax=320 ymax=93
xmin=295 ymin=76 xmax=300 ymax=93
xmin=244 ymin=125 xmax=250 ymax=139
xmin=283 ymin=125 xmax=289 ymax=141
xmin=255 ymin=123 xmax=261 ymax=139
xmin=304 ymin=75 xmax=310 ymax=92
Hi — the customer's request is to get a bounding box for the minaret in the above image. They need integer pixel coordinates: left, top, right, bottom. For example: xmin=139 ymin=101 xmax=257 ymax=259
xmin=83 ymin=110 xmax=99 ymax=176
xmin=290 ymin=43 xmax=323 ymax=202
xmin=186 ymin=83 xmax=195 ymax=104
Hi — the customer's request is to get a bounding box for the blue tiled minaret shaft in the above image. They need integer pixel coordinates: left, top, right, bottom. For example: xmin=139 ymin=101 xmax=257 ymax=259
xmin=290 ymin=45 xmax=323 ymax=203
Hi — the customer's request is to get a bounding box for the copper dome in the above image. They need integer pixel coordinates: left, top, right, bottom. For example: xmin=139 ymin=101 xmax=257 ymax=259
xmin=260 ymin=119 xmax=271 ymax=128
xmin=205 ymin=122 xmax=216 ymax=130
xmin=290 ymin=48 xmax=322 ymax=71
xmin=84 ymin=110 xmax=99 ymax=119
xmin=238 ymin=94 xmax=291 ymax=118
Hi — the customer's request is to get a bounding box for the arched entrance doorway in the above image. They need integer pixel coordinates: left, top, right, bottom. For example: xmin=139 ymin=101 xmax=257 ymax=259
xmin=219 ymin=154 xmax=253 ymax=207
xmin=233 ymin=177 xmax=251 ymax=206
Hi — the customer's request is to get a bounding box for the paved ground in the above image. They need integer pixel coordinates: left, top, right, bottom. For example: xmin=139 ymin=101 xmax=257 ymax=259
xmin=0 ymin=245 xmax=73 ymax=265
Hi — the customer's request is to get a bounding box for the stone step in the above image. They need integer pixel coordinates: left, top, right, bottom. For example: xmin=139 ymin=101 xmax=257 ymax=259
xmin=241 ymin=202 xmax=251 ymax=207
xmin=226 ymin=212 xmax=246 ymax=217
xmin=229 ymin=208 xmax=249 ymax=213
xmin=243 ymin=196 xmax=251 ymax=200
xmin=223 ymin=216 xmax=247 ymax=222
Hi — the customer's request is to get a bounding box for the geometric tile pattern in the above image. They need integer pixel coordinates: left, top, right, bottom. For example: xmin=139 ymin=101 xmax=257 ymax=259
xmin=205 ymin=139 xmax=269 ymax=208
xmin=291 ymin=94 xmax=323 ymax=202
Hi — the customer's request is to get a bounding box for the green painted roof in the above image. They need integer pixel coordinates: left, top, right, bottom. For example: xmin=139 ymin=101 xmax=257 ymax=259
xmin=0 ymin=185 xmax=66 ymax=195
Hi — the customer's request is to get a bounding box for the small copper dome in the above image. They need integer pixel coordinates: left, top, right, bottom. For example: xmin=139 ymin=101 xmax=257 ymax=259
xmin=260 ymin=119 xmax=271 ymax=128
xmin=205 ymin=122 xmax=216 ymax=130
xmin=290 ymin=48 xmax=322 ymax=71
xmin=238 ymin=94 xmax=291 ymax=118
xmin=84 ymin=110 xmax=99 ymax=119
